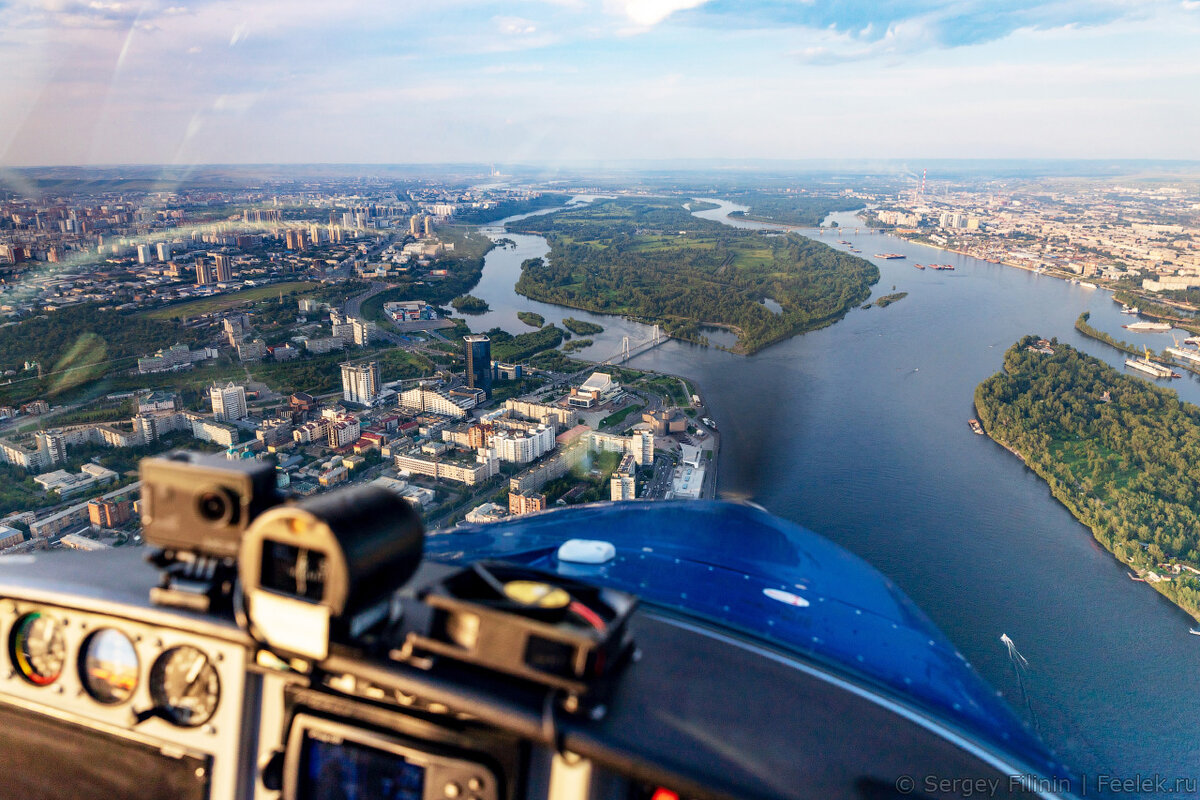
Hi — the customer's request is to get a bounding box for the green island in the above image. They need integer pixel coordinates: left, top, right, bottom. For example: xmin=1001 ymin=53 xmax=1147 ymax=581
xmin=871 ymin=292 xmax=908 ymax=309
xmin=725 ymin=193 xmax=864 ymax=227
xmin=450 ymin=294 xmax=490 ymax=313
xmin=560 ymin=338 xmax=593 ymax=353
xmin=507 ymin=198 xmax=878 ymax=354
xmin=975 ymin=336 xmax=1200 ymax=620
xmin=683 ymin=200 xmax=720 ymax=212
xmin=516 ymin=311 xmax=545 ymax=328
xmin=561 ymin=317 xmax=604 ymax=336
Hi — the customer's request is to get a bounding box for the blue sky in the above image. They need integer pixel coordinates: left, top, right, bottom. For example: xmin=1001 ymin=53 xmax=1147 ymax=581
xmin=1 ymin=0 xmax=1198 ymax=165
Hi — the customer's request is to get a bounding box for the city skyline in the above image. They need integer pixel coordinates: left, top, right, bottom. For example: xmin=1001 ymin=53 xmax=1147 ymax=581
xmin=2 ymin=0 xmax=1199 ymax=166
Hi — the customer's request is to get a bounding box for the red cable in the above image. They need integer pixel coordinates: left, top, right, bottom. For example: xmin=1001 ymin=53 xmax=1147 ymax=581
xmin=569 ymin=600 xmax=607 ymax=632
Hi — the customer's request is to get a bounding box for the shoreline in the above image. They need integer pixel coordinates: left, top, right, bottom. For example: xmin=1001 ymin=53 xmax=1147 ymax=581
xmin=983 ymin=422 xmax=1199 ymax=623
xmin=852 ymin=211 xmax=1112 ymax=285
xmin=975 ymin=369 xmax=1200 ymax=624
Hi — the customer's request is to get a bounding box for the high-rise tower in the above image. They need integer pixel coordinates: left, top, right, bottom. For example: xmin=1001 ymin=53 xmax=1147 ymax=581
xmin=464 ymin=334 xmax=492 ymax=399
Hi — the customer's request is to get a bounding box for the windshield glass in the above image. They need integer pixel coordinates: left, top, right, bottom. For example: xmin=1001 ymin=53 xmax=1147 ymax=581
xmin=2 ymin=0 xmax=1199 ymax=791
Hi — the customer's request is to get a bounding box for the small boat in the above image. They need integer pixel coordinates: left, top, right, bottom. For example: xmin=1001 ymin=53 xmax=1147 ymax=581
xmin=914 ymin=263 xmax=926 ymax=270
xmin=1190 ymin=628 xmax=1200 ymax=636
xmin=968 ymin=419 xmax=984 ymax=435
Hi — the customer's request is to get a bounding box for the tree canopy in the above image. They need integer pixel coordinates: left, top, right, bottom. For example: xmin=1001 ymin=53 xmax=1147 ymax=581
xmin=976 ymin=337 xmax=1200 ymax=620
xmin=508 ymin=198 xmax=878 ymax=354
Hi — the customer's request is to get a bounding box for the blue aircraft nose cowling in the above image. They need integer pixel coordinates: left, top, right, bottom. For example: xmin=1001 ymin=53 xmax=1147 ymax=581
xmin=426 ymin=500 xmax=1071 ymax=782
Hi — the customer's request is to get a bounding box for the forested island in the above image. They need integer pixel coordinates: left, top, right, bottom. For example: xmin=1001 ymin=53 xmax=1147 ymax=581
xmin=561 ymin=317 xmax=603 ymax=336
xmin=725 ymin=193 xmax=865 ymax=227
xmin=451 ymin=294 xmax=490 ymax=313
xmin=507 ymin=198 xmax=878 ymax=354
xmin=516 ymin=311 xmax=545 ymax=328
xmin=975 ymin=337 xmax=1200 ymax=620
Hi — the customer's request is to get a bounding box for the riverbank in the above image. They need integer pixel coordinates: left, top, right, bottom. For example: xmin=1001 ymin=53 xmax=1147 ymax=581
xmin=975 ymin=338 xmax=1200 ymax=623
xmin=508 ymin=198 xmax=878 ymax=355
xmin=473 ymin=197 xmax=1200 ymax=778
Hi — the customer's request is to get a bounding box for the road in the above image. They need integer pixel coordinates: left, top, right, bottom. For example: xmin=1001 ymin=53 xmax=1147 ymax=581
xmin=344 ymin=281 xmax=389 ymax=318
xmin=642 ymin=454 xmax=674 ymax=500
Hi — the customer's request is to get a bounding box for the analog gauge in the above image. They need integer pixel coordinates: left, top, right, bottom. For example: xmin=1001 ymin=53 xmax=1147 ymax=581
xmin=149 ymin=646 xmax=220 ymax=727
xmin=80 ymin=628 xmax=139 ymax=705
xmin=9 ymin=611 xmax=67 ymax=686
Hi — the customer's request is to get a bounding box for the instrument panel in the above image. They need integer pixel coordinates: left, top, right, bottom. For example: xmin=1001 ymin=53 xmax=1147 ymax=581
xmin=0 ymin=598 xmax=255 ymax=800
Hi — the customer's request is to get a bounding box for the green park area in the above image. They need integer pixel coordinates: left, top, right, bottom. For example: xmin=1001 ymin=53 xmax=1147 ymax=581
xmin=508 ymin=198 xmax=878 ymax=354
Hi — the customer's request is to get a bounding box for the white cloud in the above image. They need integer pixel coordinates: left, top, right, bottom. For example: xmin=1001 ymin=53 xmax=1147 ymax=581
xmin=494 ymin=16 xmax=537 ymax=35
xmin=607 ymin=0 xmax=712 ymax=28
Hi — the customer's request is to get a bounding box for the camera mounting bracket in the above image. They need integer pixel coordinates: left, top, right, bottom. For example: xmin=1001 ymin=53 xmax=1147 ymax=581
xmin=147 ymin=548 xmax=239 ymax=613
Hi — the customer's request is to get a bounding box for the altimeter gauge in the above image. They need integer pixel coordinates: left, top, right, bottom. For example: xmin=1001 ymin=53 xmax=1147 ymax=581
xmin=149 ymin=646 xmax=220 ymax=727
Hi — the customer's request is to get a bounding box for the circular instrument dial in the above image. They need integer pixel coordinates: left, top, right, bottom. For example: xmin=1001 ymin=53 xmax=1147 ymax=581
xmin=149 ymin=646 xmax=220 ymax=727
xmin=9 ymin=612 xmax=67 ymax=686
xmin=80 ymin=628 xmax=139 ymax=705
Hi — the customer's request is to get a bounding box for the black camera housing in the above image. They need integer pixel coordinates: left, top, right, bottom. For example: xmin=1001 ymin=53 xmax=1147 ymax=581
xmin=141 ymin=451 xmax=280 ymax=560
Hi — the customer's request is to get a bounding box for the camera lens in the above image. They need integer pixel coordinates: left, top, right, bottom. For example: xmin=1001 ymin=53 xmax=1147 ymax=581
xmin=197 ymin=489 xmax=237 ymax=525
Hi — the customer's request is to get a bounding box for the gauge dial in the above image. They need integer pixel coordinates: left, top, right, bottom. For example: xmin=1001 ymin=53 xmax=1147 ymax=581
xmin=9 ymin=612 xmax=67 ymax=686
xmin=149 ymin=646 xmax=220 ymax=727
xmin=80 ymin=628 xmax=139 ymax=705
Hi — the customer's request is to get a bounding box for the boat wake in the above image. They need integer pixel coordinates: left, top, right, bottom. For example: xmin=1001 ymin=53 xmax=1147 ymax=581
xmin=1001 ymin=633 xmax=1040 ymax=733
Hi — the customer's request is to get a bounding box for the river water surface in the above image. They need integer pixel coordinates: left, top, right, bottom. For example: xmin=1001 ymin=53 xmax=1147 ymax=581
xmin=471 ymin=198 xmax=1200 ymax=787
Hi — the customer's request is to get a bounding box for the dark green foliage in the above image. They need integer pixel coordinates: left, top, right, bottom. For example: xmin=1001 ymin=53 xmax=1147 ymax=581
xmin=0 ymin=305 xmax=204 ymax=405
xmin=976 ymin=337 xmax=1200 ymax=620
xmin=252 ymin=347 xmax=432 ymax=396
xmin=560 ymin=338 xmax=593 ymax=353
xmin=561 ymin=317 xmax=604 ymax=336
xmin=516 ymin=311 xmax=545 ymax=328
xmin=527 ymin=350 xmax=590 ymax=373
xmin=508 ymin=198 xmax=877 ymax=354
xmin=451 ymin=295 xmax=490 ymax=313
xmin=306 ymin=280 xmax=372 ymax=306
xmin=489 ymin=325 xmax=564 ymax=362
xmin=1075 ymin=312 xmax=1144 ymax=357
xmin=726 ymin=193 xmax=864 ymax=227
xmin=873 ymin=292 xmax=908 ymax=308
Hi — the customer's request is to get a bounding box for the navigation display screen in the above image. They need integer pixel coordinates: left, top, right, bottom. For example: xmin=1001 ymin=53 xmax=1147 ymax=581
xmin=299 ymin=735 xmax=426 ymax=800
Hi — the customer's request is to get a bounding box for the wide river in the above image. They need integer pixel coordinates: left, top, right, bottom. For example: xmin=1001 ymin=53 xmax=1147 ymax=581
xmin=470 ymin=198 xmax=1199 ymax=787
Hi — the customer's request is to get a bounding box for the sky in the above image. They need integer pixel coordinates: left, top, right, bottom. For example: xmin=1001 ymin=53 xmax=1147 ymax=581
xmin=1 ymin=0 xmax=1199 ymax=166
